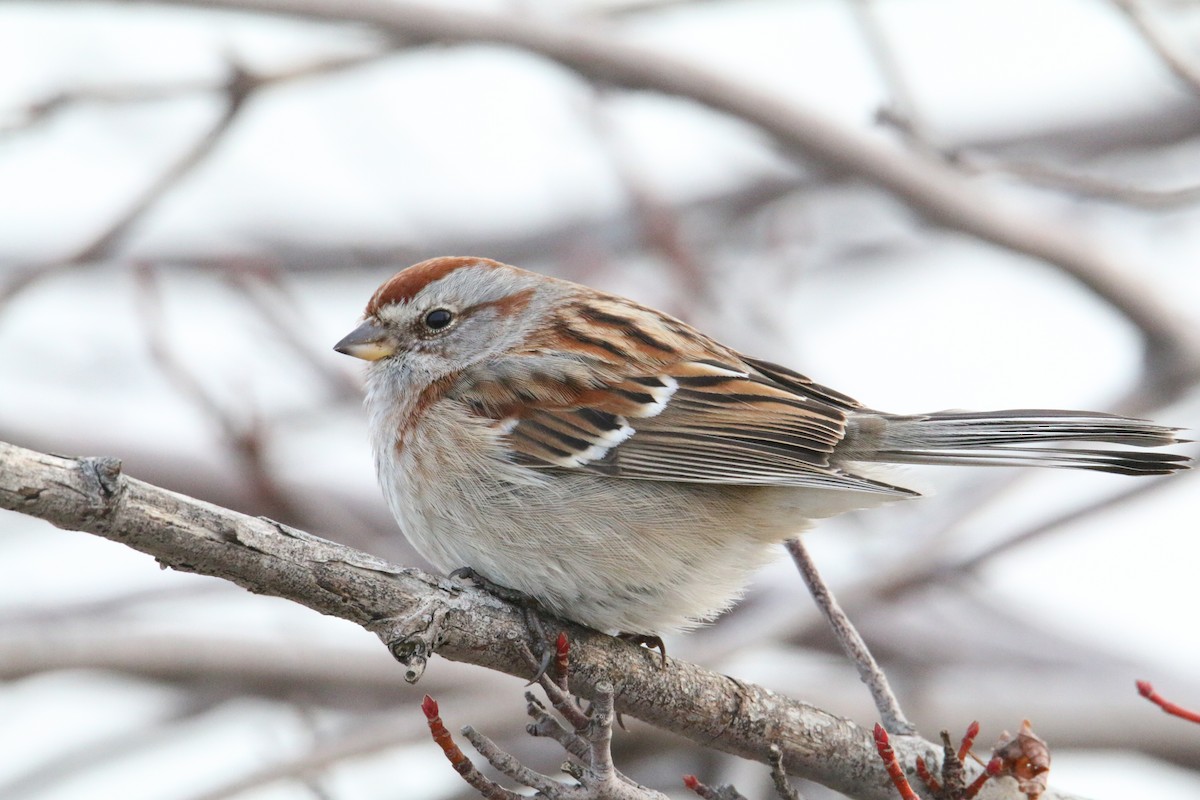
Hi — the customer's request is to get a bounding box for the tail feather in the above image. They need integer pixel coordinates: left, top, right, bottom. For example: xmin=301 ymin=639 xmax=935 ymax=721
xmin=859 ymin=409 xmax=1191 ymax=476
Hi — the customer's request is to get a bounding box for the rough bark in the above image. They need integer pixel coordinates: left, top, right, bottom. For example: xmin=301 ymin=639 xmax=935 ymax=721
xmin=0 ymin=439 xmax=1087 ymax=800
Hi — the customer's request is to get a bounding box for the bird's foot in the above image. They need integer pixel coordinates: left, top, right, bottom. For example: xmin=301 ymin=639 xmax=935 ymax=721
xmin=449 ymin=566 xmax=559 ymax=683
xmin=617 ymin=632 xmax=667 ymax=667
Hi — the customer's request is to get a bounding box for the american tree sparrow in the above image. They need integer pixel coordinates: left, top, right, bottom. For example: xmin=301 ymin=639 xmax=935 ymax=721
xmin=335 ymin=257 xmax=1188 ymax=636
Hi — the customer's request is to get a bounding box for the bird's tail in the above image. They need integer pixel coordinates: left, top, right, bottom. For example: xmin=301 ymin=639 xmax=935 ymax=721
xmin=852 ymin=409 xmax=1191 ymax=476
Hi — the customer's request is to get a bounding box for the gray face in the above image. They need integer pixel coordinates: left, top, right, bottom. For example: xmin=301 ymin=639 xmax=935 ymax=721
xmin=365 ymin=264 xmax=558 ymax=384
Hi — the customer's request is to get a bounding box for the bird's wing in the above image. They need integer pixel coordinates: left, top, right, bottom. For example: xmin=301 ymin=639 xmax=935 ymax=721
xmin=455 ymin=350 xmax=913 ymax=496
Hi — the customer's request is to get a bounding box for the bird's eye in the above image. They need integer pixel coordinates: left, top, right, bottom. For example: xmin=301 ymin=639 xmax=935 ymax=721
xmin=423 ymin=309 xmax=454 ymax=330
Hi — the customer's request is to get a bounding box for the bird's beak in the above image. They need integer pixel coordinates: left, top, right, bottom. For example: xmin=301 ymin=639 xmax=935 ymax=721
xmin=334 ymin=320 xmax=395 ymax=361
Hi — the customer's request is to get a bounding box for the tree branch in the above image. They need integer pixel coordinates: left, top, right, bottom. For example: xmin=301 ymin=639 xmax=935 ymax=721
xmin=0 ymin=439 xmax=1085 ymax=800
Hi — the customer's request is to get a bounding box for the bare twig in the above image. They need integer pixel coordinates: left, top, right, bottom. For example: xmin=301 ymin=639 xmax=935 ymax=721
xmin=526 ymin=690 xmax=591 ymax=763
xmin=427 ymin=645 xmax=669 ymax=800
xmin=768 ymin=745 xmax=804 ymax=800
xmin=519 ymin=639 xmax=662 ymax=797
xmin=465 ymin=724 xmax=575 ymax=796
xmin=133 ymin=262 xmax=300 ymax=521
xmin=0 ymin=49 xmax=381 ymax=134
xmin=586 ymin=88 xmax=716 ymax=319
xmin=219 ymin=260 xmax=363 ymax=401
xmin=0 ymin=62 xmax=250 ymax=311
xmin=771 ymin=456 xmax=1196 ymax=658
xmin=1113 ymin=0 xmax=1200 ymax=100
xmin=76 ymin=64 xmax=255 ymax=265
xmin=520 ymin=640 xmax=592 ymax=732
xmin=683 ymin=775 xmax=749 ymax=800
xmin=786 ymin=537 xmax=915 ymax=736
xmin=965 ymin=155 xmax=1200 ymax=209
xmin=1 ymin=81 xmax=210 ymax=133
xmin=1137 ymin=680 xmax=1200 ymax=725
xmin=856 ymin=0 xmax=1200 ymax=211
xmin=875 ymin=723 xmax=1003 ymax=800
xmin=879 ymin=106 xmax=1200 ymax=210
xmin=848 ymin=0 xmax=939 ymax=155
xmin=875 ymin=725 xmax=923 ymax=800
xmin=423 ymin=696 xmax=525 ymax=800
xmin=178 ymin=675 xmax=562 ymax=800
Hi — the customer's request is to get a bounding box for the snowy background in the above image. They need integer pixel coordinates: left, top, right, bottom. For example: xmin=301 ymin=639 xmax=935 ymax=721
xmin=1 ymin=0 xmax=1199 ymax=798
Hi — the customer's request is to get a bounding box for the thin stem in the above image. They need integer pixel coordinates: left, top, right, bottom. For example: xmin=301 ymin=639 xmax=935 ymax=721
xmin=1113 ymin=0 xmax=1200 ymax=100
xmin=1137 ymin=680 xmax=1200 ymax=724
xmin=785 ymin=538 xmax=914 ymax=735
